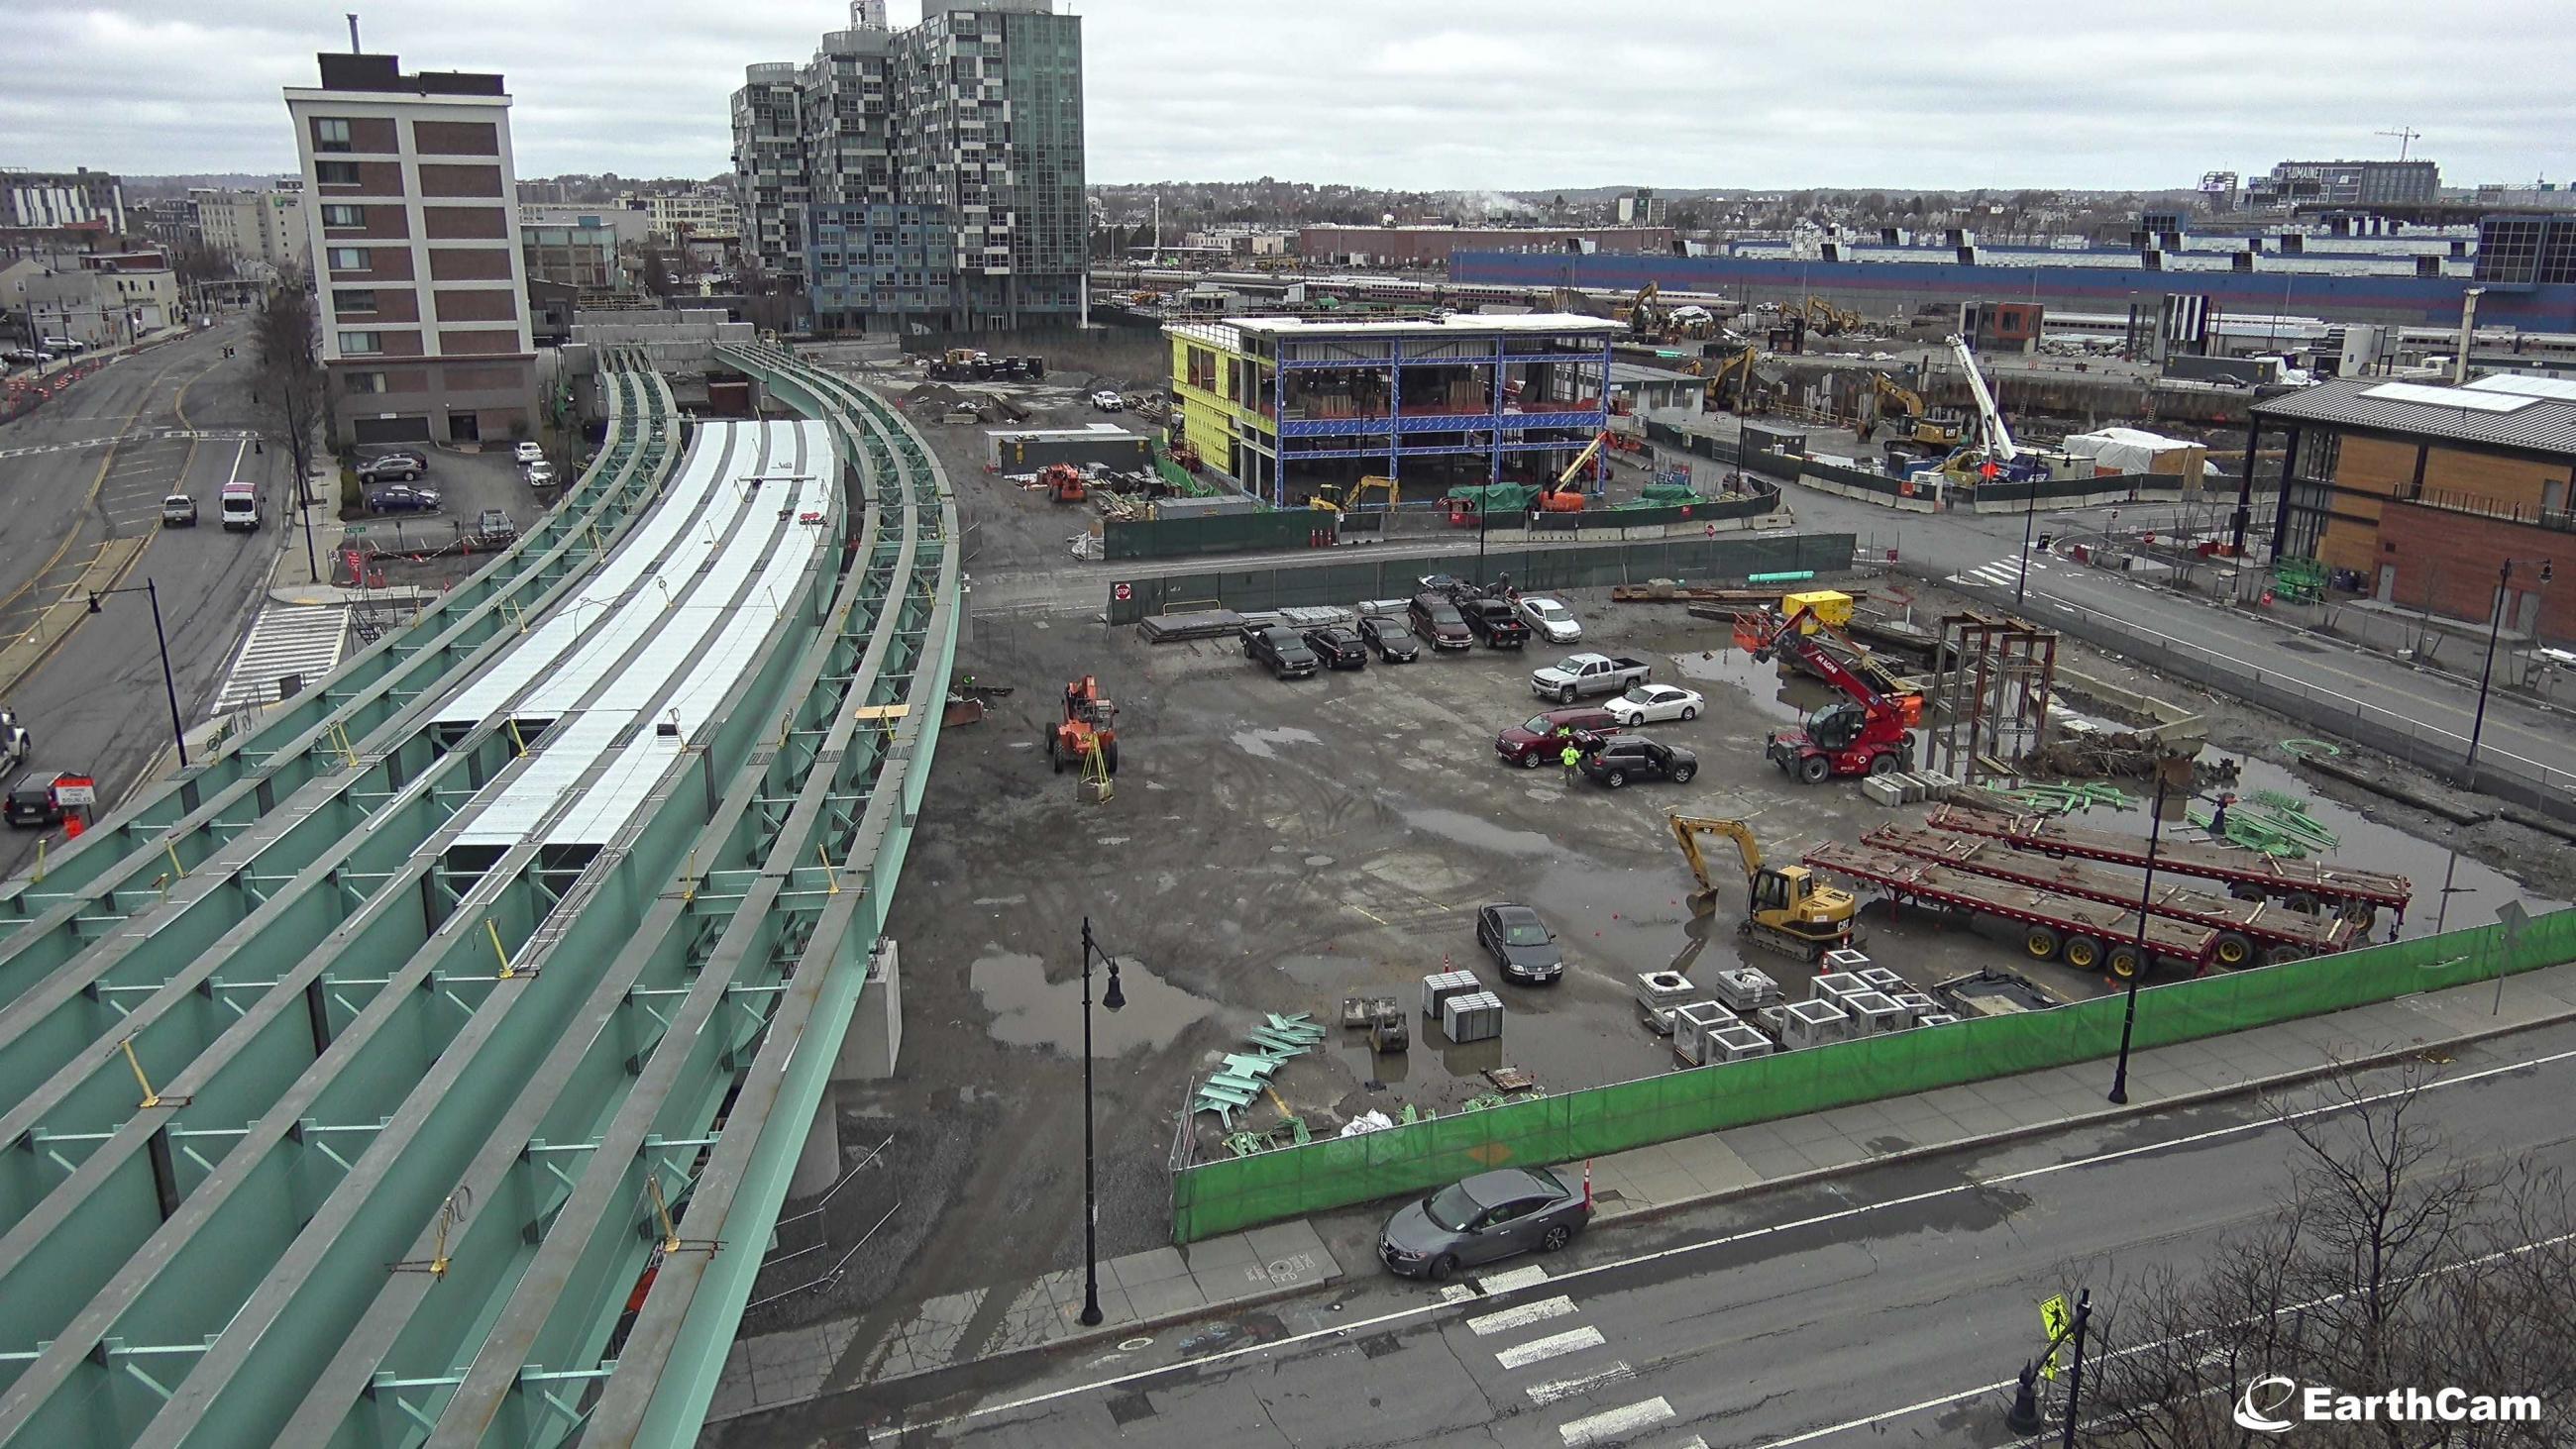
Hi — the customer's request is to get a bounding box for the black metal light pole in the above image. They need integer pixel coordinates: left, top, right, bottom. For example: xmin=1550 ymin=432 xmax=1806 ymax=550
xmin=1078 ymin=915 xmax=1126 ymax=1327
xmin=87 ymin=579 xmax=188 ymax=769
xmin=2465 ymin=557 xmax=2549 ymax=787
xmin=2109 ymin=754 xmax=2189 ymax=1105
xmin=2060 ymin=1289 xmax=2093 ymax=1449
xmin=2015 ymin=480 xmax=2040 ymax=608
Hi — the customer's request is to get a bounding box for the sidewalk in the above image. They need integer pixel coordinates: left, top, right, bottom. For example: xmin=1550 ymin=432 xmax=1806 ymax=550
xmin=707 ymin=955 xmax=2576 ymax=1423
xmin=705 ymin=1219 xmax=1340 ymax=1421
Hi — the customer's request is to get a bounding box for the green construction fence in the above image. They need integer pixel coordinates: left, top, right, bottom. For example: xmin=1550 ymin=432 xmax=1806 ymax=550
xmin=1169 ymin=907 xmax=2576 ymax=1243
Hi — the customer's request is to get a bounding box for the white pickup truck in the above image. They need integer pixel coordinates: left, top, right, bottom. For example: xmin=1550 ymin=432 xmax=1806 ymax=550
xmin=1528 ymin=653 xmax=1653 ymax=704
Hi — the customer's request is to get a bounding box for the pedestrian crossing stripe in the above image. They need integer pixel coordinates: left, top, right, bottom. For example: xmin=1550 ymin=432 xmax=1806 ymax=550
xmin=1948 ymin=554 xmax=2047 ymax=589
xmin=214 ymin=604 xmax=351 ymax=712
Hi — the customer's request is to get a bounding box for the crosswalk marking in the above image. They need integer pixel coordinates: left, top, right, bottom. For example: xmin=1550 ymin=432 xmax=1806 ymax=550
xmin=1948 ymin=553 xmax=2046 ymax=590
xmin=1527 ymin=1362 xmax=1635 ymax=1406
xmin=1467 ymin=1294 xmax=1576 ymax=1336
xmin=1558 ymin=1397 xmax=1676 ymax=1446
xmin=1495 ymin=1325 xmax=1604 ymax=1370
xmin=214 ymin=604 xmax=351 ymax=712
xmin=1479 ymin=1264 xmax=1552 ymax=1294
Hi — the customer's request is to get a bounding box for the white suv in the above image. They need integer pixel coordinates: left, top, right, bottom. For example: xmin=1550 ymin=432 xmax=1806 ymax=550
xmin=1091 ymin=390 xmax=1124 ymax=412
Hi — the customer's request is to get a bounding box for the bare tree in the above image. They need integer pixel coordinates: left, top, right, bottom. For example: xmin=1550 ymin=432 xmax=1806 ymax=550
xmin=2069 ymin=1065 xmax=2572 ymax=1448
xmin=252 ymin=268 xmax=327 ymax=507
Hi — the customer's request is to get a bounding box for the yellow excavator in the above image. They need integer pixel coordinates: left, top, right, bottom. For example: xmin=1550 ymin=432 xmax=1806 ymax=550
xmin=1702 ymin=345 xmax=1762 ymax=413
xmin=1667 ymin=814 xmax=1860 ymax=962
xmin=1867 ymin=373 xmax=1964 ymax=448
xmin=1308 ymin=475 xmax=1400 ymax=513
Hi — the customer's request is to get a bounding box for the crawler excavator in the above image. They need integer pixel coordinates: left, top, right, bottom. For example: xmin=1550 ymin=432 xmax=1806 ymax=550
xmin=1666 ymin=814 xmax=1860 ymax=963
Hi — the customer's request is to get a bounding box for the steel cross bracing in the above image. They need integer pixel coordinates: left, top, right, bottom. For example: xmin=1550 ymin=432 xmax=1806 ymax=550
xmin=0 ymin=365 xmax=685 ymax=1440
xmin=0 ymin=357 xmax=961 ymax=1448
xmin=0 ymin=368 xmax=683 ymax=967
xmin=454 ymin=349 xmax=958 ymax=1447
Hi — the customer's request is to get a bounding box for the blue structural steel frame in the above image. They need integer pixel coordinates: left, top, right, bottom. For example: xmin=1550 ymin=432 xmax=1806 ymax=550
xmin=0 ymin=349 xmax=963 ymax=1447
xmin=1258 ymin=332 xmax=1615 ymax=505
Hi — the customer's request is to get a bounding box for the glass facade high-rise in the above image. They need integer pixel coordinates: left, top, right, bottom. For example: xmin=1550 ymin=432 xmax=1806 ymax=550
xmin=730 ymin=0 xmax=1085 ymax=333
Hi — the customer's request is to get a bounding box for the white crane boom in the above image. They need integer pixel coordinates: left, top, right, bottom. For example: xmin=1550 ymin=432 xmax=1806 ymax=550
xmin=1946 ymin=334 xmax=2018 ymax=464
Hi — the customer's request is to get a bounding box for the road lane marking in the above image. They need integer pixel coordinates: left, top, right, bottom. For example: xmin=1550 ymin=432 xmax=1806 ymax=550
xmin=1479 ymin=1264 xmax=1550 ymax=1294
xmin=1467 ymin=1294 xmax=1576 ymax=1336
xmin=1494 ymin=1325 xmax=1604 ymax=1370
xmin=1527 ymin=1362 xmax=1634 ymax=1406
xmin=908 ymin=1040 xmax=2576 ymax=1434
xmin=1559 ymin=1397 xmax=1675 ymax=1446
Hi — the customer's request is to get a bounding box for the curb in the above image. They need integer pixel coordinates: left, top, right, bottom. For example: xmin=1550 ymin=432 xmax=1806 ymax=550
xmin=715 ymin=1262 xmax=1349 ymax=1418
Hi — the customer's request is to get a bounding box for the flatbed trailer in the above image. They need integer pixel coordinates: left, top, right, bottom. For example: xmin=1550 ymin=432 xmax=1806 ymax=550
xmin=1927 ymin=804 xmax=2411 ymax=922
xmin=1863 ymin=823 xmax=2360 ymax=967
xmin=1806 ymin=839 xmax=2220 ymax=980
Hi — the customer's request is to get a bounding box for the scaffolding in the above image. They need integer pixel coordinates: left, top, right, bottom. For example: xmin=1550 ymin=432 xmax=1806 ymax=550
xmin=1923 ymin=612 xmax=2059 ymax=783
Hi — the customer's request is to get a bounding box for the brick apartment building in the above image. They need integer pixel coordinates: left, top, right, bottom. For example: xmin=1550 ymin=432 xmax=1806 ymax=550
xmin=284 ymin=52 xmax=537 ymax=447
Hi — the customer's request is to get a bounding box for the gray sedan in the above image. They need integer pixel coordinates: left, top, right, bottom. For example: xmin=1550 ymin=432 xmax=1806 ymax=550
xmin=1378 ymin=1166 xmax=1591 ymax=1281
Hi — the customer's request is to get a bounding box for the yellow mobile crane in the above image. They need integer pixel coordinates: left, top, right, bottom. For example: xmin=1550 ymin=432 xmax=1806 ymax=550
xmin=1666 ymin=814 xmax=1860 ymax=962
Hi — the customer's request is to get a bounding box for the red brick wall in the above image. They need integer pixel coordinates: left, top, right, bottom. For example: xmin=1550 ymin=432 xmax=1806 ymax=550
xmin=2379 ymin=501 xmax=2576 ymax=645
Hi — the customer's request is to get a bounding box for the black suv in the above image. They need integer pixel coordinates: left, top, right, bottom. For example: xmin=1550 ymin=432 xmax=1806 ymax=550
xmin=1302 ymin=625 xmax=1367 ymax=671
xmin=1408 ymin=593 xmax=1473 ymax=651
xmin=1461 ymin=597 xmax=1530 ymax=649
xmin=1243 ymin=625 xmax=1320 ymax=679
xmin=1357 ymin=615 xmax=1419 ymax=663
xmin=1579 ymin=737 xmax=1697 ymax=787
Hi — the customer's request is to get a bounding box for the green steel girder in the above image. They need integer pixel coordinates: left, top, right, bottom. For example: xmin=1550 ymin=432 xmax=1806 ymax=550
xmin=424 ymin=354 xmax=940 ymax=1444
xmin=0 ymin=376 xmax=683 ymax=977
xmin=0 ymin=731 xmax=516 ymax=1133
xmin=110 ymin=420 xmax=850 ymax=1448
xmin=580 ymin=352 xmax=960 ymax=1447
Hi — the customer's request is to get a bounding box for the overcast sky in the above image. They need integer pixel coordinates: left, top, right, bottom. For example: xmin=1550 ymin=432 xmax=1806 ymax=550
xmin=2 ymin=1 xmax=2565 ymax=192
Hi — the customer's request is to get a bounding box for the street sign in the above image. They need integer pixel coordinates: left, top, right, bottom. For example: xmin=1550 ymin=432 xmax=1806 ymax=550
xmin=2038 ymin=1294 xmax=2073 ymax=1380
xmin=1112 ymin=581 xmax=1132 ymax=602
xmin=53 ymin=776 xmax=97 ymax=808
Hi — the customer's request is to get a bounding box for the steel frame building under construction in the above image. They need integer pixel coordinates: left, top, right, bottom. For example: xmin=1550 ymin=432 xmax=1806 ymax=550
xmin=0 ymin=346 xmax=959 ymax=1445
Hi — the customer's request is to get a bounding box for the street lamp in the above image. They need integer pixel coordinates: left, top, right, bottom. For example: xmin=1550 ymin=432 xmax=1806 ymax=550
xmin=2464 ymin=556 xmax=2550 ymax=787
xmin=2108 ymin=752 xmax=2193 ymax=1105
xmin=2014 ymin=472 xmax=2040 ymax=609
xmin=86 ymin=579 xmax=189 ymax=769
xmin=1078 ymin=915 xmax=1126 ymax=1327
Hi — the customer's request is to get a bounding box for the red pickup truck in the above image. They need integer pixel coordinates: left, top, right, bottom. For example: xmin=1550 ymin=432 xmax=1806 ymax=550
xmin=1493 ymin=706 xmax=1623 ymax=768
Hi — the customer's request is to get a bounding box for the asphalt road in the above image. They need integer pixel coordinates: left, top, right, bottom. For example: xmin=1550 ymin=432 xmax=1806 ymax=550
xmin=765 ymin=1022 xmax=2576 ymax=1449
xmin=0 ymin=315 xmax=285 ymax=878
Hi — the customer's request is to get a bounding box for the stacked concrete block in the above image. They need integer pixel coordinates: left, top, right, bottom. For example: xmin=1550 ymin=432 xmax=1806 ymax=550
xmin=1862 ymin=776 xmax=1907 ymax=807
xmin=1633 ymin=971 xmax=1700 ymax=1035
xmin=1707 ymin=1023 xmax=1777 ymax=1063
xmin=1442 ymin=990 xmax=1505 ymax=1044
xmin=1811 ymin=971 xmax=1871 ymax=1004
xmin=1916 ymin=1011 xmax=1960 ymax=1027
xmin=1756 ymin=1003 xmax=1790 ymax=1038
xmin=1780 ymin=997 xmax=1852 ymax=1050
xmin=1856 ymin=967 xmax=1906 ymax=996
xmin=1913 ymin=770 xmax=1957 ymax=802
xmin=1821 ymin=949 xmax=1874 ymax=977
xmin=1712 ymin=967 xmax=1780 ymax=1013
xmin=1891 ymin=991 xmax=1941 ymax=1025
xmin=1670 ymin=1001 xmax=1740 ymax=1066
xmin=1843 ymin=989 xmax=1909 ymax=1035
xmin=1421 ymin=970 xmax=1481 ymax=1020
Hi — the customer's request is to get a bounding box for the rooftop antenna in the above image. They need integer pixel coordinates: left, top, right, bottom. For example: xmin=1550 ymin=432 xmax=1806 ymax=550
xmin=2377 ymin=126 xmax=2420 ymax=160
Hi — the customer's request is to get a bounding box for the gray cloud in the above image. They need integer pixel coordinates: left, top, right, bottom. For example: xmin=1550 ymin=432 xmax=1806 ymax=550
xmin=1 ymin=1 xmax=2565 ymax=189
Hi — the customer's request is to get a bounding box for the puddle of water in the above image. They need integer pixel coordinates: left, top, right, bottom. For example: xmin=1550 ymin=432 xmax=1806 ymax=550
xmin=1338 ymin=1038 xmax=1413 ymax=1086
xmin=1670 ymin=648 xmax=1838 ymax=726
xmin=1395 ymin=806 xmax=1556 ymax=859
xmin=1276 ymin=954 xmax=1374 ymax=987
xmin=1232 ymin=725 xmax=1322 ymax=760
xmin=968 ymin=950 xmax=1218 ymax=1056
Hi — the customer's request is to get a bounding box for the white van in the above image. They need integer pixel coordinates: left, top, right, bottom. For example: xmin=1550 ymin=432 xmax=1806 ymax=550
xmin=219 ymin=479 xmax=263 ymax=532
